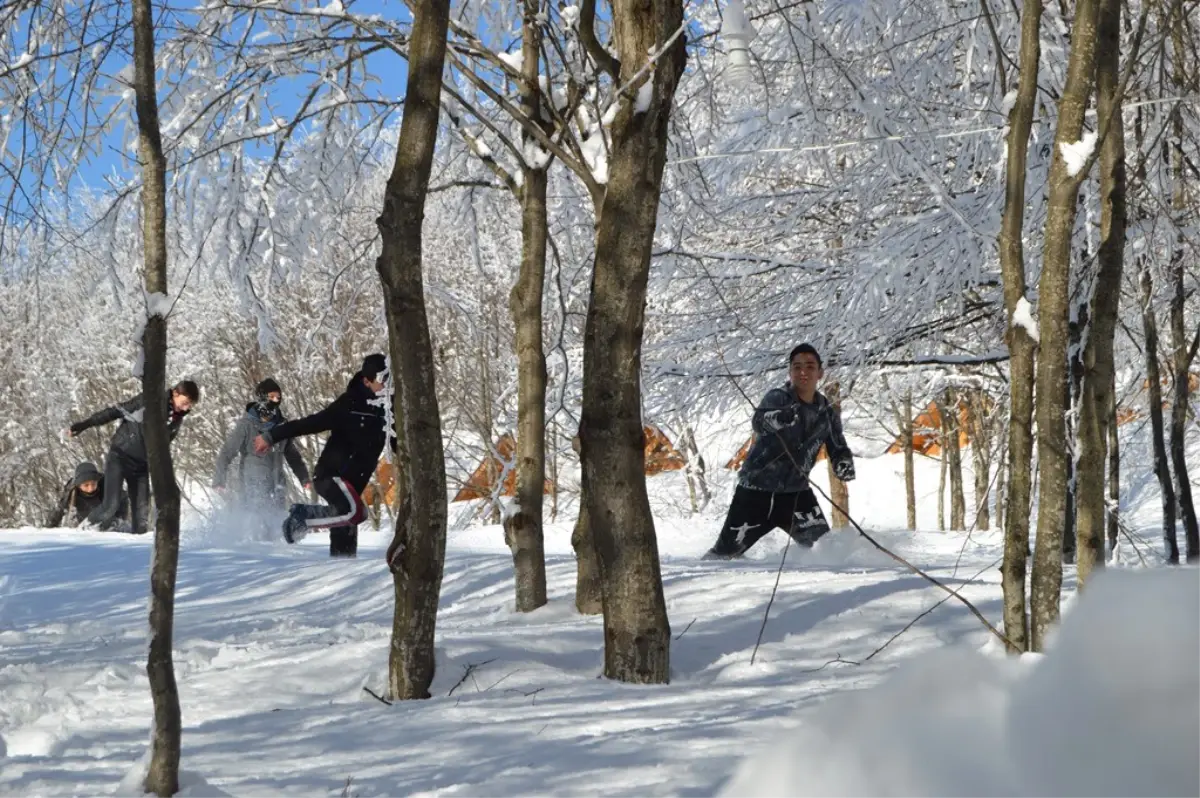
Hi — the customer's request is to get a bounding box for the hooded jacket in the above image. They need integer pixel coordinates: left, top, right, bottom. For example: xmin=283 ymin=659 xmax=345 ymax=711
xmin=213 ymin=404 xmax=310 ymax=497
xmin=69 ymin=391 xmax=190 ymax=468
xmin=737 ymin=383 xmax=856 ymax=493
xmin=261 ymin=375 xmax=391 ymax=491
xmin=46 ymin=461 xmax=125 ymax=527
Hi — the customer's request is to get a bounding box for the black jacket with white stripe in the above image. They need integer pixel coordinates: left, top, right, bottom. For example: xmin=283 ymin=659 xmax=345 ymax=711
xmin=262 ymin=376 xmax=391 ymax=492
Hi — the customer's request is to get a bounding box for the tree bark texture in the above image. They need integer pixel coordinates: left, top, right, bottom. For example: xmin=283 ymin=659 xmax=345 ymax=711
xmin=1031 ymin=0 xmax=1101 ymax=651
xmin=1074 ymin=0 xmax=1125 ymax=587
xmin=997 ymin=0 xmax=1042 ymax=653
xmin=1106 ymin=376 xmax=1120 ymax=557
xmin=1168 ymin=7 xmax=1199 ymax=562
xmin=903 ymin=391 xmax=917 ymax=530
xmin=132 ymin=0 xmax=181 ymax=792
xmin=578 ymin=0 xmax=685 ymax=684
xmin=1142 ymin=266 xmax=1178 ymax=564
xmin=503 ymin=0 xmax=551 ymax=611
xmin=944 ymin=390 xmax=966 ymax=530
xmin=968 ymin=390 xmax=992 ymax=531
xmin=825 ymin=381 xmax=849 ymax=528
xmin=376 ymin=0 xmax=450 ymax=700
xmin=572 ymin=433 xmax=602 ymax=615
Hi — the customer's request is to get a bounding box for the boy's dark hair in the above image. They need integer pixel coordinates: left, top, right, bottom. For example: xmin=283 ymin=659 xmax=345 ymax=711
xmin=174 ymin=380 xmax=201 ymax=403
xmin=788 ymin=343 xmax=823 ymax=368
xmin=255 ymin=378 xmax=282 ymax=399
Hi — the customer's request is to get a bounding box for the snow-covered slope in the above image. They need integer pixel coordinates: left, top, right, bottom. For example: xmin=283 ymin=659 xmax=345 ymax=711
xmin=0 ymin=438 xmax=1191 ymax=796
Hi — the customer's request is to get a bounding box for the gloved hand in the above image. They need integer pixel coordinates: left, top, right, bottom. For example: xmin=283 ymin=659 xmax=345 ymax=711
xmin=772 ymin=405 xmax=798 ymax=427
xmin=834 ymin=459 xmax=856 ymax=482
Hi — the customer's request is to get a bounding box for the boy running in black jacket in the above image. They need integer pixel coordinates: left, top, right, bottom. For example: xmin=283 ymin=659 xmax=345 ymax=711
xmin=704 ymin=344 xmax=855 ymax=558
xmin=254 ymin=354 xmax=391 ymax=558
xmin=67 ymin=380 xmax=200 ymax=534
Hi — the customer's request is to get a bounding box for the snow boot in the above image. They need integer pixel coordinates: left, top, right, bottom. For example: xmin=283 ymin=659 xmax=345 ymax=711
xmin=282 ymin=505 xmax=309 ymax=544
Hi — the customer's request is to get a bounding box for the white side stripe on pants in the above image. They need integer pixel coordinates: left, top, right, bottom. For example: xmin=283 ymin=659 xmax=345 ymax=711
xmin=305 ymin=477 xmax=360 ymax=527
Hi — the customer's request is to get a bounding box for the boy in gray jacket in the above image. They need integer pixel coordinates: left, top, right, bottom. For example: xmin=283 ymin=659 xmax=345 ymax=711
xmin=704 ymin=344 xmax=855 ymax=559
xmin=213 ymin=379 xmax=310 ymax=519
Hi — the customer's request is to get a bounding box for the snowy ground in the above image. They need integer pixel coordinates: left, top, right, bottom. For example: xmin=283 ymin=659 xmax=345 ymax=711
xmin=1 ymin=447 xmax=1195 ymax=797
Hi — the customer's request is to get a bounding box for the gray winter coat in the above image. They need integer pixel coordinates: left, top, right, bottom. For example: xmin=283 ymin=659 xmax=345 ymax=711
xmin=737 ymin=383 xmax=856 ymax=493
xmin=213 ymin=405 xmax=310 ymax=499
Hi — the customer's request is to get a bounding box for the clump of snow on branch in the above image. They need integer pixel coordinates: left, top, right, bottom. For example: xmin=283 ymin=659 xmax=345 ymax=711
xmin=1060 ymin=131 xmax=1097 ymax=177
xmin=1012 ymin=296 xmax=1039 ymax=342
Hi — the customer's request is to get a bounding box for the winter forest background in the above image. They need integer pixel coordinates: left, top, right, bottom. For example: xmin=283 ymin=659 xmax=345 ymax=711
xmin=0 ymin=0 xmax=1198 ymax=793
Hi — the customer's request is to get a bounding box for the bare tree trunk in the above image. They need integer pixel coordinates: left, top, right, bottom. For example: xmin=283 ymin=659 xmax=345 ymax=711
xmin=1031 ymin=0 xmax=1101 ymax=651
xmin=825 ymin=382 xmax=849 ymax=527
xmin=944 ymin=389 xmax=966 ymax=530
xmin=1106 ymin=376 xmax=1120 ymax=558
xmin=1063 ymin=305 xmax=1086 ymax=565
xmin=997 ymin=0 xmax=1042 ymax=653
xmin=1168 ymin=8 xmax=1199 ymax=562
xmin=903 ymin=390 xmax=917 ymax=530
xmin=503 ymin=0 xmax=550 ymax=612
xmin=571 ymin=433 xmax=602 ymax=614
xmin=132 ymin=0 xmax=180 ymax=793
xmin=680 ymin=425 xmax=710 ymax=514
xmin=968 ymin=390 xmax=992 ymax=531
xmin=1142 ymin=266 xmax=1178 ymax=563
xmin=995 ymin=431 xmax=1008 ymax=534
xmin=548 ymin=419 xmax=559 ymax=523
xmin=1074 ymin=0 xmax=1126 ymax=587
xmin=938 ymin=424 xmax=947 ymax=532
xmin=578 ymin=0 xmax=685 ymax=684
xmin=376 ymin=0 xmax=450 ymax=700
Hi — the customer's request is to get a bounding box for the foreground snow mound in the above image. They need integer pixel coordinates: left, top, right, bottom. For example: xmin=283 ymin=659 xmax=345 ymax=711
xmin=720 ymin=567 xmax=1200 ymax=797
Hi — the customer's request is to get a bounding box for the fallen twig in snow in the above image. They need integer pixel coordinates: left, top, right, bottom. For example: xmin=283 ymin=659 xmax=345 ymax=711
xmin=863 ymin=556 xmax=1002 ymax=663
xmin=674 ymin=617 xmax=697 ymax=640
xmin=361 ymin=686 xmax=392 ymax=706
xmin=751 ymin=537 xmax=792 ymax=666
xmin=505 ymin=687 xmax=545 ymax=704
xmin=798 ymin=653 xmax=861 ymax=673
xmin=483 ymin=668 xmax=526 ymax=692
xmin=447 ymin=658 xmax=497 ymax=697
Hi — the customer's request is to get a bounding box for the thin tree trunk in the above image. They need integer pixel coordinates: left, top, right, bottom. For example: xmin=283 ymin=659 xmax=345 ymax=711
xmin=578 ymin=0 xmax=685 ymax=684
xmin=938 ymin=422 xmax=947 ymax=532
xmin=997 ymin=0 xmax=1042 ymax=653
xmin=945 ymin=389 xmax=966 ymax=530
xmin=904 ymin=391 xmax=917 ymax=530
xmin=503 ymin=0 xmax=550 ymax=612
xmin=1064 ymin=304 xmax=1086 ymax=565
xmin=1106 ymin=375 xmax=1120 ymax=558
xmin=1168 ymin=5 xmax=1199 ymax=562
xmin=1074 ymin=0 xmax=1126 ymax=587
xmin=681 ymin=425 xmax=710 ymax=514
xmin=969 ymin=391 xmax=992 ymax=531
xmin=132 ymin=0 xmax=181 ymax=792
xmin=548 ymin=419 xmax=559 ymax=523
xmin=995 ymin=430 xmax=1008 ymax=534
xmin=825 ymin=381 xmax=849 ymax=528
xmin=1142 ymin=266 xmax=1178 ymax=563
xmin=1031 ymin=0 xmax=1102 ymax=651
xmin=571 ymin=433 xmax=602 ymax=614
xmin=376 ymin=0 xmax=450 ymax=700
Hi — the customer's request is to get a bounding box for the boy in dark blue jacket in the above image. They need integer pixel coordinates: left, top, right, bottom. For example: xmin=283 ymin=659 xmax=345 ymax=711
xmin=254 ymin=355 xmax=391 ymax=557
xmin=705 ymin=344 xmax=855 ymax=558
